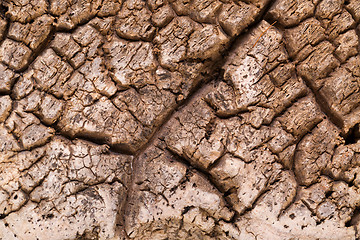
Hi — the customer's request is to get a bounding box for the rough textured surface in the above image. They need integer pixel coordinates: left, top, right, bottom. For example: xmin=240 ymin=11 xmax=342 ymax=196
xmin=0 ymin=0 xmax=360 ymax=239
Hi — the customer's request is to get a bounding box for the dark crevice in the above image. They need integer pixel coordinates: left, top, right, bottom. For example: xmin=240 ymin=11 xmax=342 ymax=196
xmin=204 ymin=117 xmax=216 ymax=140
xmin=278 ymin=180 xmax=301 ymax=219
xmin=344 ymin=123 xmax=360 ymax=144
xmin=28 ymin=107 xmax=134 ymax=155
xmin=0 ymin=2 xmax=8 ymax=18
xmin=345 ymin=208 xmax=360 ymax=227
xmin=238 ymin=187 xmax=273 ymax=219
xmin=167 ymin=149 xmax=236 ymax=212
xmin=55 ymin=131 xmax=134 ymax=156
xmin=181 ymin=206 xmax=193 ymax=215
xmin=299 ymin=71 xmax=345 ymax=131
xmin=325 ymin=190 xmax=334 ymax=198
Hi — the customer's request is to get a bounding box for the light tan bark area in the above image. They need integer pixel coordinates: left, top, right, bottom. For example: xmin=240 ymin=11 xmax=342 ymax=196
xmin=0 ymin=0 xmax=360 ymax=239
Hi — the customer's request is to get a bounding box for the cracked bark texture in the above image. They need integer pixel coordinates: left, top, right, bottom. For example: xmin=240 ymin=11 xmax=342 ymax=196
xmin=0 ymin=0 xmax=360 ymax=239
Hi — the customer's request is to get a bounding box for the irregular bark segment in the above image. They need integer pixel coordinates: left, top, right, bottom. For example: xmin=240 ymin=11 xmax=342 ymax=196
xmin=0 ymin=95 xmax=12 ymax=122
xmin=50 ymin=0 xmax=102 ymax=29
xmin=0 ymin=64 xmax=17 ymax=94
xmin=297 ymin=41 xmax=340 ymax=83
xmin=165 ymin=100 xmax=220 ymax=169
xmin=59 ymin=96 xmax=143 ymax=152
xmin=284 ymin=18 xmax=326 ymax=59
xmin=0 ymin=39 xmax=32 ymax=71
xmin=315 ymin=0 xmax=344 ymax=20
xmin=346 ymin=0 xmax=360 ymax=22
xmin=31 ymin=48 xmax=74 ymax=97
xmin=8 ymin=15 xmax=53 ymax=50
xmin=334 ymin=30 xmax=359 ymax=63
xmin=268 ymin=0 xmax=315 ymax=26
xmin=277 ymin=96 xmax=324 ymax=137
xmin=103 ymin=37 xmax=157 ymax=88
xmin=51 ymin=33 xmax=82 ymax=63
xmin=116 ymin=0 xmax=156 ymax=41
xmin=5 ymin=0 xmax=48 ymax=23
xmin=150 ymin=4 xmax=175 ymax=27
xmin=294 ymin=120 xmax=341 ymax=186
xmin=187 ymin=24 xmax=229 ymax=60
xmin=154 ymin=17 xmax=198 ymax=70
xmin=219 ymin=2 xmax=259 ymax=37
xmin=113 ymin=85 xmax=176 ymax=128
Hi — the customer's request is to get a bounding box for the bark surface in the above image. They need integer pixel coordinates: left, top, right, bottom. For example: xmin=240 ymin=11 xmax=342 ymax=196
xmin=0 ymin=0 xmax=360 ymax=239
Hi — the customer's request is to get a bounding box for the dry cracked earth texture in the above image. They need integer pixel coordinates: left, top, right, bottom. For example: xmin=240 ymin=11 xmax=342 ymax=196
xmin=0 ymin=0 xmax=360 ymax=239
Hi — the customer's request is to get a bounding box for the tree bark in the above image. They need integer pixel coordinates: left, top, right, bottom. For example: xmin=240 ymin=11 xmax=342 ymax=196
xmin=0 ymin=0 xmax=360 ymax=239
